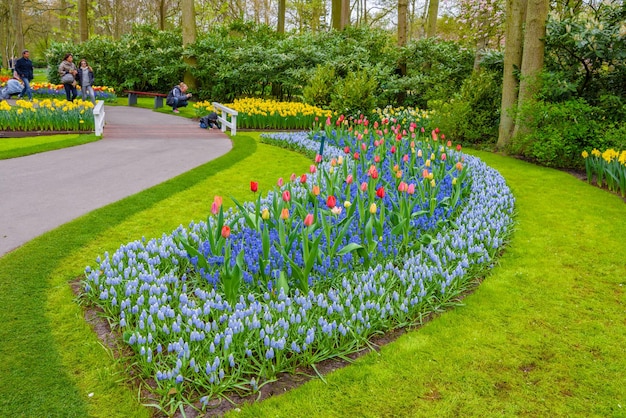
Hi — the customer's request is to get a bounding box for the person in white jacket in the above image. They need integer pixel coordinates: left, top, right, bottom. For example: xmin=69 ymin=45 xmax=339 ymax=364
xmin=0 ymin=75 xmax=23 ymax=100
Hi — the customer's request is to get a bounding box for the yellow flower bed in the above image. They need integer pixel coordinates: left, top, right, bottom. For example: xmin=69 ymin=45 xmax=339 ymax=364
xmin=582 ymin=147 xmax=626 ymax=196
xmin=195 ymin=98 xmax=332 ymax=130
xmin=0 ymin=98 xmax=95 ymax=132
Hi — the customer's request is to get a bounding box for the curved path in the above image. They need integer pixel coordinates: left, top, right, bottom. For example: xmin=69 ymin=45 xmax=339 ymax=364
xmin=0 ymin=105 xmax=232 ymax=256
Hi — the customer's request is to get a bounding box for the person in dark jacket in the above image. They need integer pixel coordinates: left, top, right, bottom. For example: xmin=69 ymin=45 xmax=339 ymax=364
xmin=166 ymin=82 xmax=192 ymax=113
xmin=14 ymin=49 xmax=34 ymax=101
xmin=76 ymin=58 xmax=96 ymax=104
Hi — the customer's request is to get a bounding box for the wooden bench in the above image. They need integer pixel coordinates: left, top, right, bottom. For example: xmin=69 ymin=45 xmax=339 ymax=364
xmin=124 ymin=90 xmax=167 ymax=109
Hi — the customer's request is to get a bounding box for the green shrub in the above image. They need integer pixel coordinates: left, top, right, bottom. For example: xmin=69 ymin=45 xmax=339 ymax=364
xmin=330 ymin=69 xmax=378 ymax=117
xmin=399 ymin=38 xmax=474 ymax=109
xmin=303 ymin=64 xmax=336 ymax=108
xmin=510 ymin=98 xmax=614 ymax=169
xmin=429 ymin=70 xmax=502 ymax=145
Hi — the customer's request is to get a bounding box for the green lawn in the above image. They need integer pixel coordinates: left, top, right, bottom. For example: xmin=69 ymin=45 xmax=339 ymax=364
xmin=0 ymin=134 xmax=100 ymax=159
xmin=1 ymin=130 xmax=624 ymax=417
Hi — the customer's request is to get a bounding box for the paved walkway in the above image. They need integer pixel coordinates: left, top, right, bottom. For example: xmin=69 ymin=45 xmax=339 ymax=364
xmin=0 ymin=105 xmax=232 ymax=256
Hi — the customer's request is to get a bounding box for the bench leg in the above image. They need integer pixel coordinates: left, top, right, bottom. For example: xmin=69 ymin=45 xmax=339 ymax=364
xmin=128 ymin=93 xmax=137 ymax=106
xmin=154 ymin=96 xmax=164 ymax=109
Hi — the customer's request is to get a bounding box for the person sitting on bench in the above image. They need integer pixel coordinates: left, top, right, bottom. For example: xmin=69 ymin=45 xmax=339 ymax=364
xmin=166 ymin=82 xmax=192 ymax=113
xmin=0 ymin=74 xmax=23 ymax=100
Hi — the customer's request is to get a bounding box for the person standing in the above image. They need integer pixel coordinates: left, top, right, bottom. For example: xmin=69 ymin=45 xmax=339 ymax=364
xmin=58 ymin=53 xmax=78 ymax=102
xmin=76 ymin=59 xmax=96 ymax=104
xmin=166 ymin=82 xmax=192 ymax=113
xmin=14 ymin=50 xmax=34 ymax=101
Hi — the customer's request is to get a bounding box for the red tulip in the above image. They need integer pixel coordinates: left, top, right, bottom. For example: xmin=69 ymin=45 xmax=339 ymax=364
xmin=221 ymin=225 xmax=231 ymax=239
xmin=376 ymin=187 xmax=385 ymax=199
xmin=326 ymin=195 xmax=337 ymax=209
xmin=250 ymin=181 xmax=258 ymax=193
xmin=300 ymin=174 xmax=307 ymax=184
xmin=456 ymin=144 xmax=462 ymax=151
xmin=344 ymin=146 xmax=351 ymax=154
xmin=282 ymin=190 xmax=291 ymax=202
xmin=353 ymin=152 xmax=360 ymax=160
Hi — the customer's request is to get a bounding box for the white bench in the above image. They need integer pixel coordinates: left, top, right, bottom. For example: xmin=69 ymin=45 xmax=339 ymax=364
xmin=93 ymin=100 xmax=105 ymax=136
xmin=212 ymin=102 xmax=238 ymax=136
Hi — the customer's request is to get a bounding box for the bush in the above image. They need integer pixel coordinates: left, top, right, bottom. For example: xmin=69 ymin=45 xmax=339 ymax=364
xmin=399 ymin=38 xmax=474 ymax=109
xmin=429 ymin=70 xmax=502 ymax=145
xmin=302 ymin=64 xmax=336 ymax=108
xmin=330 ymin=69 xmax=378 ymax=118
xmin=510 ymin=98 xmax=615 ymax=168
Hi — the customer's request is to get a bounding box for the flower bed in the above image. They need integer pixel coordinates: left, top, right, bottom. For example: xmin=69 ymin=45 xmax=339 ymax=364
xmin=0 ymin=99 xmax=95 ymax=132
xmin=30 ymin=82 xmax=117 ymax=102
xmin=195 ymin=98 xmax=332 ymax=130
xmin=83 ymin=115 xmax=515 ymax=413
xmin=582 ymin=148 xmax=626 ymax=197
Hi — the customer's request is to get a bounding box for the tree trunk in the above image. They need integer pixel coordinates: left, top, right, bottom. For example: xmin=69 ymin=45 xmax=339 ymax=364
xmin=10 ymin=0 xmax=24 ymax=54
xmin=332 ymin=0 xmax=341 ymax=29
xmin=59 ymin=0 xmax=68 ymax=34
xmin=181 ymin=0 xmax=197 ymax=90
xmin=341 ymin=0 xmax=350 ymax=29
xmin=78 ymin=0 xmax=89 ymax=41
xmin=497 ymin=0 xmax=527 ymax=149
xmin=426 ymin=0 xmax=439 ymax=38
xmin=277 ymin=0 xmax=285 ymax=33
xmin=398 ymin=0 xmax=408 ymax=47
xmin=512 ymin=0 xmax=549 ymax=139
xmin=158 ymin=0 xmax=166 ymax=31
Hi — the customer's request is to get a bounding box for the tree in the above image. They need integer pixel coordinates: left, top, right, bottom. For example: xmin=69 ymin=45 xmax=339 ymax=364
xmin=511 ymin=0 xmax=549 ymax=138
xmin=277 ymin=0 xmax=285 ymax=32
xmin=497 ymin=0 xmax=549 ymax=148
xmin=78 ymin=0 xmax=88 ymax=41
xmin=181 ymin=0 xmax=197 ymax=89
xmin=496 ymin=0 xmax=526 ymax=147
xmin=426 ymin=0 xmax=438 ymax=37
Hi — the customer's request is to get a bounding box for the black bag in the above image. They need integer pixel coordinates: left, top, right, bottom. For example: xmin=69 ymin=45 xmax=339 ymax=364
xmin=166 ymin=89 xmax=175 ymax=106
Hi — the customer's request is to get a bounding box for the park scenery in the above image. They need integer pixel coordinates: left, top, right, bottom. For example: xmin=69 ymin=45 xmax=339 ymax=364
xmin=1 ymin=0 xmax=626 ymax=417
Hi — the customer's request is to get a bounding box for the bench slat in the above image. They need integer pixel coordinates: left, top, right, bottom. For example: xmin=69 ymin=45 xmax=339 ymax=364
xmin=124 ymin=91 xmax=167 ymax=109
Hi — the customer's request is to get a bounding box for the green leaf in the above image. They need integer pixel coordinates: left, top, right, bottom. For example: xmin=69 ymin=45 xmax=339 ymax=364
xmin=337 ymin=242 xmax=364 ymax=256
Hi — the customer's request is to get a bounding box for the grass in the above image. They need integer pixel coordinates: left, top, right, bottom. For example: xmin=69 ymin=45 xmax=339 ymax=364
xmin=0 ymin=134 xmax=100 ymax=159
xmin=1 ymin=124 xmax=625 ymax=416
xmin=227 ymin=151 xmax=626 ymax=417
xmin=0 ymin=131 xmax=312 ymax=417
